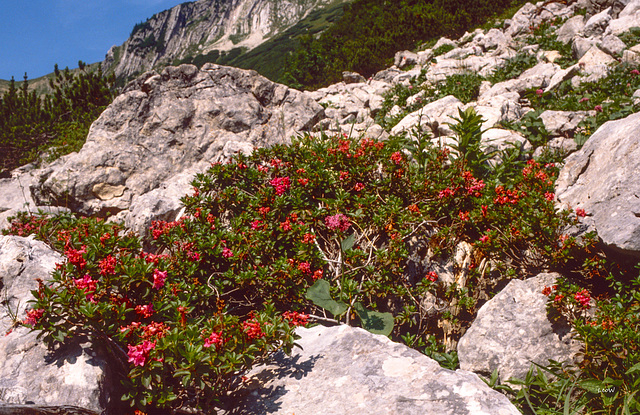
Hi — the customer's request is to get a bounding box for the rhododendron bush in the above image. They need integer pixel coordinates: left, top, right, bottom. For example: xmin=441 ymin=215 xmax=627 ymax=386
xmin=5 ymin=122 xmax=609 ymax=413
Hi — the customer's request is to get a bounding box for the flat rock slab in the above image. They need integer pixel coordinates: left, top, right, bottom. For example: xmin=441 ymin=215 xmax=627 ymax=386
xmin=228 ymin=325 xmax=520 ymax=415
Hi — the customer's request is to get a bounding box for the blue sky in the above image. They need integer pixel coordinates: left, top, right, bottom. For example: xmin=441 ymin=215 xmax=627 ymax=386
xmin=0 ymin=0 xmax=185 ymax=81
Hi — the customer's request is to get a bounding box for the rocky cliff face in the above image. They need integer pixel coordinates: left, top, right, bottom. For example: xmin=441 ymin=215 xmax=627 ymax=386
xmin=102 ymin=0 xmax=338 ymax=81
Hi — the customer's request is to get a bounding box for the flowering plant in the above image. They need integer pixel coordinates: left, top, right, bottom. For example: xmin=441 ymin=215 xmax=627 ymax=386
xmin=11 ymin=213 xmax=304 ymax=412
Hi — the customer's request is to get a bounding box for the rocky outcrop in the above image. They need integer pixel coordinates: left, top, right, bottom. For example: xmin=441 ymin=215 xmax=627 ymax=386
xmin=0 ymin=236 xmax=118 ymax=414
xmin=457 ymin=273 xmax=581 ymax=383
xmin=228 ymin=324 xmax=521 ymax=415
xmin=556 ymin=111 xmax=640 ymax=255
xmin=102 ymin=0 xmax=338 ymax=81
xmin=31 ymin=64 xmax=323 ymax=239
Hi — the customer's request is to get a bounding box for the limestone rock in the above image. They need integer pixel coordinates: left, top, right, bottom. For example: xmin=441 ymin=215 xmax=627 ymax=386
xmin=394 ymin=50 xmax=419 ymax=68
xmin=229 ymin=325 xmax=521 ymax=415
xmin=622 ymin=43 xmax=640 ymax=62
xmin=505 ymin=3 xmax=537 ymax=38
xmin=607 ymin=0 xmax=640 ymax=34
xmin=583 ymin=7 xmax=613 ymax=37
xmin=556 ymin=111 xmax=640 ymax=255
xmin=539 ymin=110 xmax=592 ymax=137
xmin=598 ymin=34 xmax=627 ymax=56
xmin=557 ymin=15 xmax=586 ymax=44
xmin=480 ymin=62 xmax=560 ymax=99
xmin=31 ymin=64 xmax=323 ymax=227
xmin=572 ymin=36 xmax=598 ymax=60
xmin=458 ymin=273 xmax=581 ymax=383
xmin=578 ymin=45 xmax=617 ymax=83
xmin=342 ymin=71 xmax=366 ymax=84
xmin=390 ymin=95 xmax=464 ymax=137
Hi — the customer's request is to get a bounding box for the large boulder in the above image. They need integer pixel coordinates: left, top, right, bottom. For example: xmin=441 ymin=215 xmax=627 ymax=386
xmin=457 ymin=273 xmax=581 ymax=383
xmin=227 ymin=324 xmax=520 ymax=415
xmin=31 ymin=64 xmax=324 ymax=229
xmin=556 ymin=111 xmax=640 ymax=255
xmin=0 ymin=236 xmax=119 ymax=414
xmin=390 ymin=95 xmax=464 ymax=137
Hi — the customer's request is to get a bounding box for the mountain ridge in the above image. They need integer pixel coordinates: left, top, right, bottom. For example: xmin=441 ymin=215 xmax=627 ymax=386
xmin=101 ymin=0 xmax=345 ymax=83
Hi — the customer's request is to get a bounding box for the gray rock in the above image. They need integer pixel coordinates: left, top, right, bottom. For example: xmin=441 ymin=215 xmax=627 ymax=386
xmin=539 ymin=110 xmax=592 ymax=137
xmin=578 ymin=45 xmax=617 ymax=82
xmin=533 ymin=136 xmax=579 ymax=158
xmin=480 ymin=28 xmax=513 ymax=50
xmin=482 ymin=128 xmax=530 ymax=155
xmin=607 ymin=0 xmax=640 ymax=34
xmin=619 ymin=0 xmax=640 ymax=17
xmin=390 ymin=95 xmax=464 ymax=137
xmin=583 ymin=7 xmax=613 ymax=37
xmin=0 ymin=166 xmax=71 ymax=232
xmin=585 ymin=0 xmax=630 ymax=17
xmin=231 ymin=325 xmax=521 ymax=415
xmin=556 ymin=111 xmax=640 ymax=255
xmin=0 ymin=236 xmax=118 ymax=413
xmin=505 ymin=3 xmax=537 ymax=38
xmin=31 ymin=64 xmax=323 ymax=224
xmin=556 ymin=15 xmax=586 ymax=44
xmin=102 ymin=0 xmax=337 ymax=81
xmin=622 ymin=43 xmax=640 ymax=62
xmin=427 ymin=56 xmax=503 ymax=82
xmin=458 ymin=273 xmax=581 ymax=383
xmin=432 ymin=37 xmax=457 ymax=50
xmin=394 ymin=51 xmax=419 ymax=68
xmin=545 ymin=63 xmax=581 ymax=92
xmin=373 ymin=67 xmax=403 ymax=83
xmin=599 ymin=34 xmax=628 ymax=56
xmin=572 ymin=36 xmax=598 ymax=60
xmin=342 ymin=71 xmax=366 ymax=84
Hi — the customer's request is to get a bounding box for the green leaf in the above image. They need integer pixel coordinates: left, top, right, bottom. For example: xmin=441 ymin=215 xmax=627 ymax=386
xmin=580 ymin=379 xmax=605 ymax=394
xmin=305 ymin=279 xmax=347 ymax=317
xmin=626 ymin=362 xmax=640 ymax=374
xmin=354 ymin=303 xmax=394 ymax=336
xmin=341 ymin=232 xmax=356 ymax=252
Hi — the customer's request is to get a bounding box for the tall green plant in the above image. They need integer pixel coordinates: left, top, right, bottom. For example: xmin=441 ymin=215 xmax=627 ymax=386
xmin=447 ymin=107 xmax=494 ymax=177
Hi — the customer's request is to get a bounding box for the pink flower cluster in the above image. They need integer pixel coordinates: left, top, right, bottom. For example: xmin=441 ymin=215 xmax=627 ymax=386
xmin=74 ymin=274 xmax=98 ymax=302
xmin=243 ymin=319 xmax=265 ymax=340
xmin=135 ymin=304 xmax=154 ymax=318
xmin=282 ymin=311 xmax=309 ymax=327
xmin=574 ymin=289 xmax=591 ymax=309
xmin=98 ymin=255 xmax=117 ymax=276
xmin=66 ymin=245 xmax=87 ymax=270
xmin=153 ymin=269 xmax=167 ymax=289
xmin=390 ymin=151 xmax=403 ymax=165
xmin=425 ymin=271 xmax=438 ymax=282
xmin=270 ymin=177 xmax=291 ymax=196
xmin=203 ymin=331 xmax=225 ymax=348
xmin=325 ymin=213 xmax=350 ymax=232
xmin=23 ymin=308 xmax=44 ymax=326
xmin=298 ymin=262 xmax=311 ymax=273
xmin=127 ymin=340 xmax=156 ymax=366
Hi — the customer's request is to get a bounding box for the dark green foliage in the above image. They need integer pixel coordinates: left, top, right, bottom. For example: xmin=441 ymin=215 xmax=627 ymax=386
xmin=0 ymin=64 xmax=116 ymax=175
xmin=282 ymin=0 xmax=528 ymax=90
xmin=432 ymin=43 xmax=455 ymax=57
xmin=131 ymin=20 xmax=152 ymax=37
xmin=489 ymin=52 xmax=538 ymax=84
